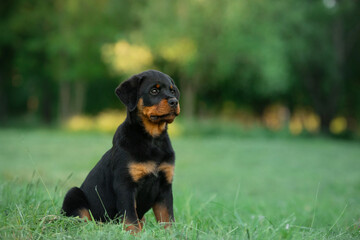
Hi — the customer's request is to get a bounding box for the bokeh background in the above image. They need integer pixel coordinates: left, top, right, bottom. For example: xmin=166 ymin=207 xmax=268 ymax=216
xmin=1 ymin=0 xmax=359 ymax=137
xmin=1 ymin=1 xmax=360 ymax=238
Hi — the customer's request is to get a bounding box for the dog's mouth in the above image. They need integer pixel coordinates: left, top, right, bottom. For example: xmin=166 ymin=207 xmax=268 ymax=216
xmin=150 ymin=112 xmax=178 ymax=123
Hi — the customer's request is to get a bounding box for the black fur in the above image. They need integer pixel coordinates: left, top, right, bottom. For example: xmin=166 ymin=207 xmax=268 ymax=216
xmin=62 ymin=187 xmax=90 ymax=217
xmin=61 ymin=70 xmax=180 ymax=229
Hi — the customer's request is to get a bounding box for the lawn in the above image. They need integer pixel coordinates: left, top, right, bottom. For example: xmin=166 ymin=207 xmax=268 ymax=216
xmin=0 ymin=128 xmax=359 ymax=239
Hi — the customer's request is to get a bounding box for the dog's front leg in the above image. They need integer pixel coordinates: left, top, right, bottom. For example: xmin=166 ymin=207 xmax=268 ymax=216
xmin=113 ymin=183 xmax=141 ymax=232
xmin=152 ymin=184 xmax=174 ymax=228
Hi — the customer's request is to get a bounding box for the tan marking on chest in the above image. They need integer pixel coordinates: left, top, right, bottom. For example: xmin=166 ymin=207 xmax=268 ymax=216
xmin=128 ymin=162 xmax=175 ymax=183
xmin=158 ymin=163 xmax=175 ymax=183
xmin=128 ymin=162 xmax=157 ymax=182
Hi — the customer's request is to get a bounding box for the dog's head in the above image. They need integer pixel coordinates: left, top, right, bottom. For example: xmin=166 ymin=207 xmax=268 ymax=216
xmin=116 ymin=70 xmax=180 ymax=135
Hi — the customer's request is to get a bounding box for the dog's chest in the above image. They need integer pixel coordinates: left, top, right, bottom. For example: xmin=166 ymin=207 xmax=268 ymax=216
xmin=125 ymin=135 xmax=175 ymax=184
xmin=128 ymin=161 xmax=174 ymax=184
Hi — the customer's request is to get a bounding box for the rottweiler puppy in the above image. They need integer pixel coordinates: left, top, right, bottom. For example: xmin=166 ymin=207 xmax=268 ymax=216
xmin=61 ymin=70 xmax=180 ymax=232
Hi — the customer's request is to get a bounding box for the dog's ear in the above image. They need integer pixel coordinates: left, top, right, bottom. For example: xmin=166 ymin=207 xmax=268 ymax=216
xmin=115 ymin=74 xmax=142 ymax=111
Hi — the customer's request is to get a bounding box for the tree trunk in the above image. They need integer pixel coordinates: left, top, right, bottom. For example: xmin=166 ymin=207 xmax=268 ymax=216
xmin=40 ymin=77 xmax=53 ymax=124
xmin=0 ymin=45 xmax=13 ymax=123
xmin=332 ymin=15 xmax=345 ymax=111
xmin=0 ymin=74 xmax=7 ymax=122
xmin=59 ymin=81 xmax=71 ymax=122
xmin=73 ymin=81 xmax=86 ymax=116
xmin=303 ymin=16 xmax=345 ymax=134
xmin=181 ymin=80 xmax=196 ymax=119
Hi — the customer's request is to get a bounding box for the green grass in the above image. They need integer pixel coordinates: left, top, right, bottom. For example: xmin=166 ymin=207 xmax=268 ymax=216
xmin=0 ymin=128 xmax=359 ymax=239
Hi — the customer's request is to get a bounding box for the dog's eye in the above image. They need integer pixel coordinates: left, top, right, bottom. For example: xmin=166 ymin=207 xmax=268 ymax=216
xmin=150 ymin=88 xmax=160 ymax=95
xmin=170 ymin=89 xmax=176 ymax=95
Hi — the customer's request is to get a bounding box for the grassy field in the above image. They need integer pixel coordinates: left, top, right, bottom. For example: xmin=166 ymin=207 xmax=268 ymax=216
xmin=0 ymin=128 xmax=359 ymax=239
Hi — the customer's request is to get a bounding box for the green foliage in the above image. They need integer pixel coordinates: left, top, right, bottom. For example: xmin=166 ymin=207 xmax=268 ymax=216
xmin=1 ymin=129 xmax=360 ymax=239
xmin=0 ymin=0 xmax=359 ymax=130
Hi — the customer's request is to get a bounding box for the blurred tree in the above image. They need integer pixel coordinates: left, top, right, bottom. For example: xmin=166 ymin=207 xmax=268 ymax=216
xmin=1 ymin=0 xmax=56 ymax=123
xmin=101 ymin=40 xmax=153 ymax=76
xmin=2 ymin=0 xmax=138 ymax=122
xmin=137 ymin=0 xmax=226 ymax=118
xmin=285 ymin=0 xmax=360 ymax=132
xmin=49 ymin=0 xmax=123 ymax=121
xmin=212 ymin=1 xmax=291 ymax=109
xmin=0 ymin=0 xmax=17 ymax=122
xmin=137 ymin=0 xmax=292 ymax=117
xmin=1 ymin=0 xmax=359 ymax=133
xmin=138 ymin=0 xmax=360 ymax=130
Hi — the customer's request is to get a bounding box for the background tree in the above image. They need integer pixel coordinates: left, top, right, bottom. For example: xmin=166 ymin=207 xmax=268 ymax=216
xmin=1 ymin=0 xmax=359 ymax=134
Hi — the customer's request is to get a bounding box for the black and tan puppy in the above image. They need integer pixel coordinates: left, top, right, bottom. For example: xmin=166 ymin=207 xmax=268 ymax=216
xmin=61 ymin=70 xmax=180 ymax=232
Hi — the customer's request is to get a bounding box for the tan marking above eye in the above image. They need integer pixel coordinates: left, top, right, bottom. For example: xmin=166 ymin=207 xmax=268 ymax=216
xmin=158 ymin=163 xmax=175 ymax=183
xmin=156 ymin=84 xmax=160 ymax=88
xmin=128 ymin=162 xmax=157 ymax=182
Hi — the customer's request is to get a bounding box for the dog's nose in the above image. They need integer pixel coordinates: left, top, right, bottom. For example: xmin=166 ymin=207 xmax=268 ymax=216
xmin=168 ymin=98 xmax=178 ymax=108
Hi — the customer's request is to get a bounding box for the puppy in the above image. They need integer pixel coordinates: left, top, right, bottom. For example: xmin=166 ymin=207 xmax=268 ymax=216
xmin=61 ymin=70 xmax=180 ymax=232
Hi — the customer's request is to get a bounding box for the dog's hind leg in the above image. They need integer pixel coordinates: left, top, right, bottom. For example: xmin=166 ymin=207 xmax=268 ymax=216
xmin=61 ymin=187 xmax=92 ymax=221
